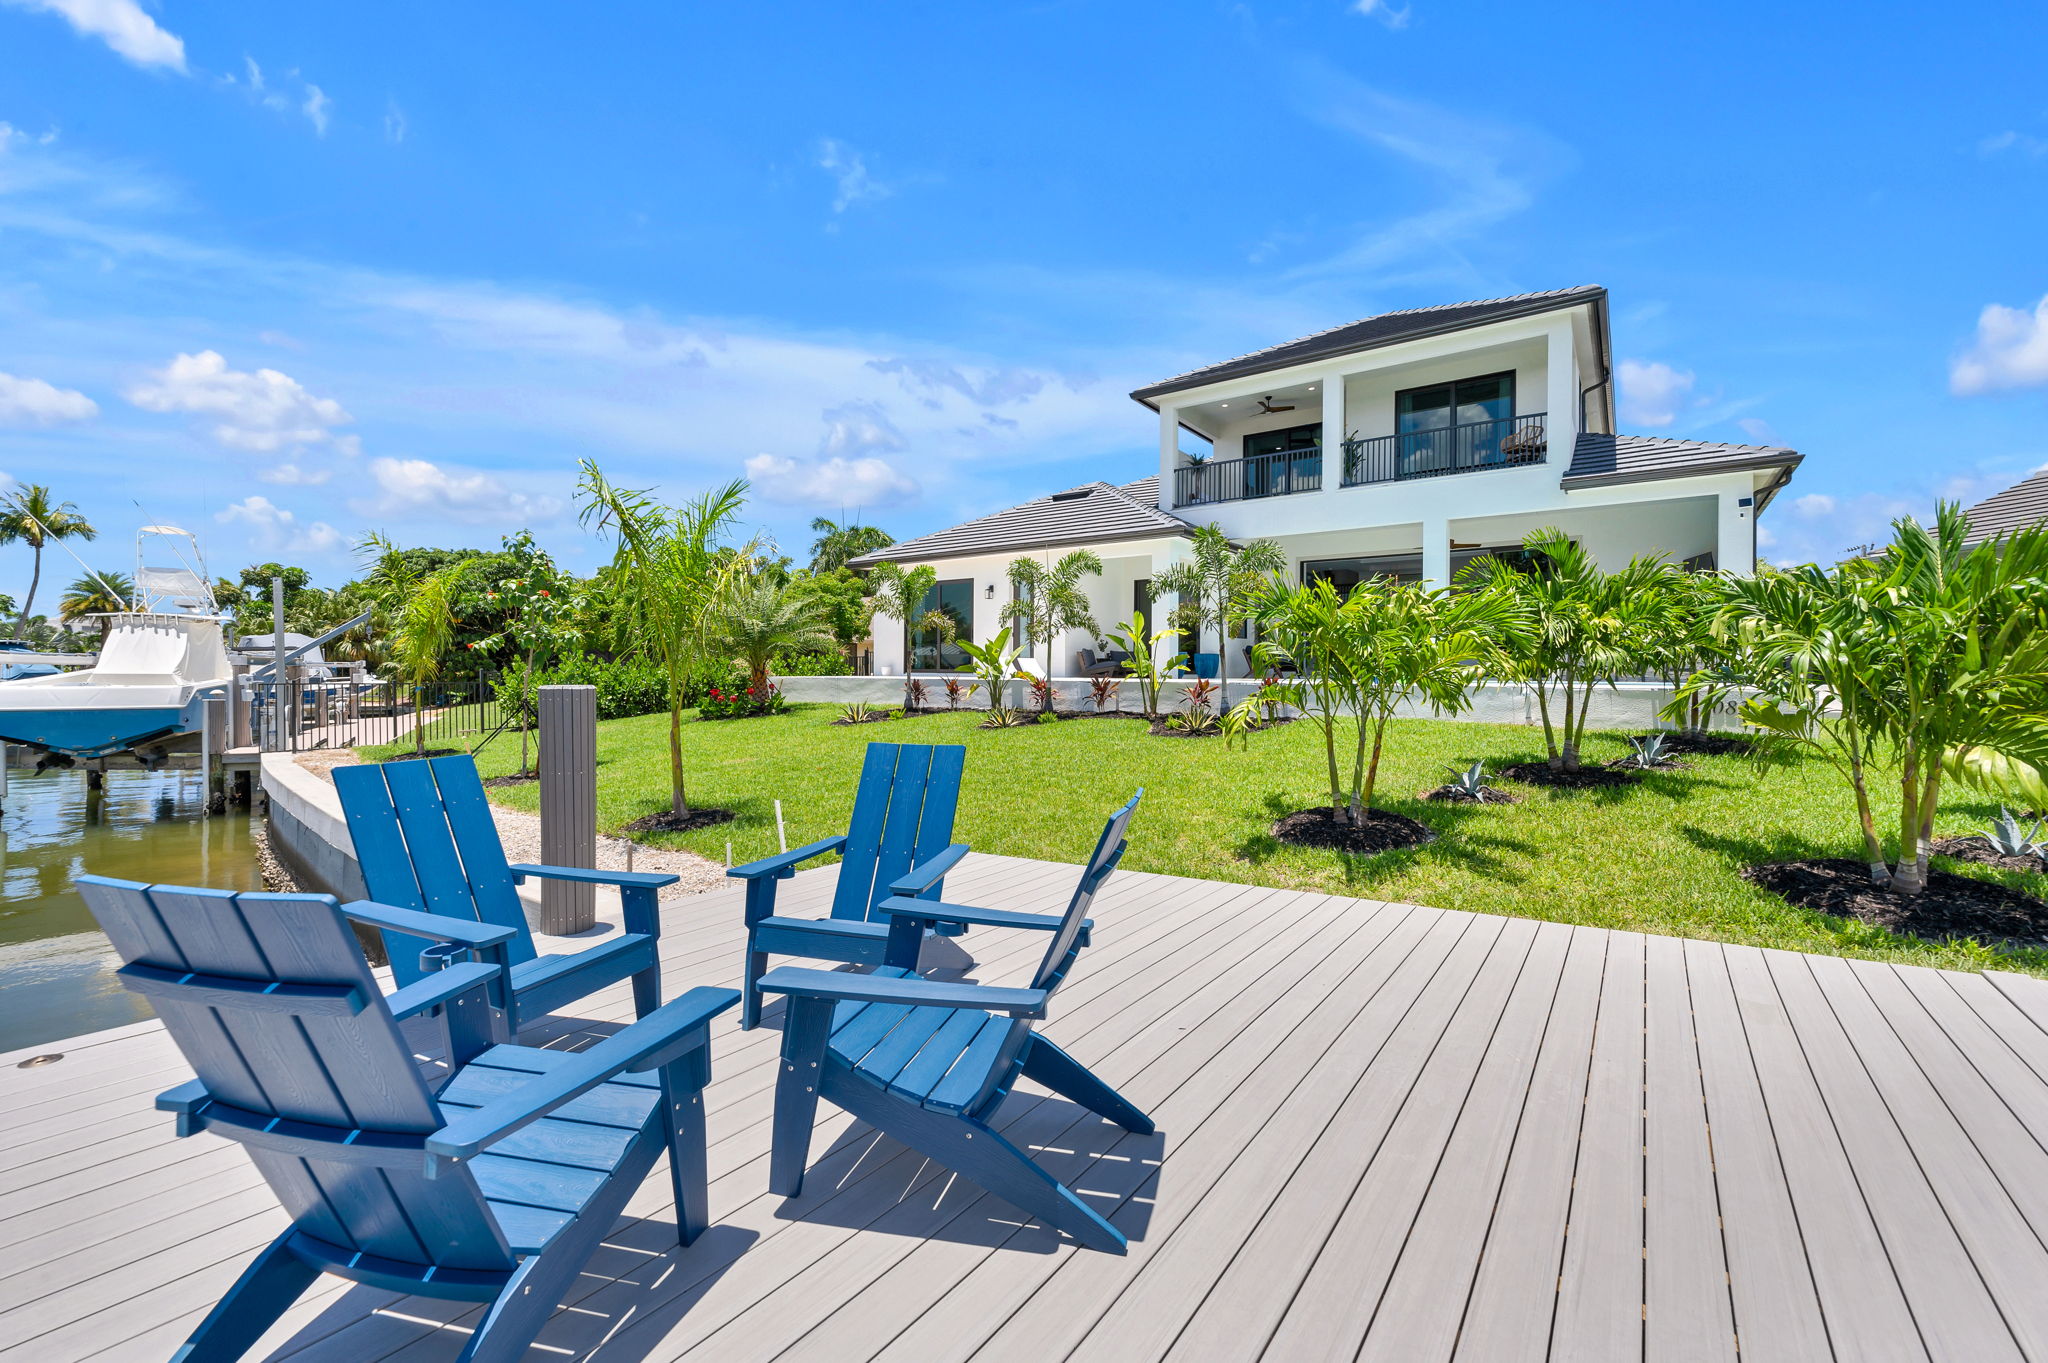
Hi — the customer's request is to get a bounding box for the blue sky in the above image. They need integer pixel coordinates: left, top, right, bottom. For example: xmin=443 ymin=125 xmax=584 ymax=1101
xmin=0 ymin=0 xmax=2044 ymax=597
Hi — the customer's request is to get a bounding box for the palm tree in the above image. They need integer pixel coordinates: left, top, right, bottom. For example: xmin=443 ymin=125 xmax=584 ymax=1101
xmin=867 ymin=561 xmax=957 ymax=705
xmin=808 ymin=517 xmax=896 ymax=574
xmin=59 ymin=571 xmax=134 ymax=646
xmin=0 ymin=485 xmax=96 ymax=638
xmin=711 ymin=575 xmax=836 ymax=694
xmin=1005 ymin=549 xmax=1103 ymax=706
xmin=388 ymin=571 xmax=458 ymax=756
xmin=1153 ymin=523 xmax=1285 ymax=687
xmin=577 ymin=463 xmax=753 ymax=818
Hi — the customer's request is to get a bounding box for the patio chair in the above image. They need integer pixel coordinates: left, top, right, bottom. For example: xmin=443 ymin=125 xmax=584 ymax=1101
xmin=730 ymin=741 xmax=967 ymax=1030
xmin=77 ymin=874 xmax=738 ymax=1363
xmin=758 ymin=791 xmax=1152 ymax=1253
xmin=335 ymin=754 xmax=677 ymax=1031
xmin=1074 ymin=648 xmax=1126 ymax=679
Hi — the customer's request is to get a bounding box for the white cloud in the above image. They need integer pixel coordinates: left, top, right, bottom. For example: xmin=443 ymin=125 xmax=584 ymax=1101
xmin=383 ymin=99 xmax=407 ymax=145
xmin=2 ymin=0 xmax=185 ymax=71
xmin=354 ymin=456 xmax=561 ymax=523
xmin=744 ymin=452 xmax=919 ymax=508
xmin=1951 ymin=294 xmax=2048 ymax=395
xmin=816 ymin=138 xmax=891 ymax=215
xmin=214 ymin=495 xmax=342 ymax=552
xmin=0 ymin=122 xmax=59 ymax=151
xmin=0 ymin=371 xmax=97 ymax=426
xmin=1617 ymin=358 xmax=1696 ymax=428
xmin=1736 ymin=417 xmax=1777 ymax=443
xmin=1351 ymin=0 xmax=1412 ymax=29
xmin=1793 ymin=493 xmax=1836 ymax=518
xmin=126 ymin=350 xmax=353 ymax=452
xmin=1980 ymin=130 xmax=2048 ymax=159
xmin=256 ymin=462 xmax=331 ymax=486
xmin=302 ymin=83 xmax=331 ymax=137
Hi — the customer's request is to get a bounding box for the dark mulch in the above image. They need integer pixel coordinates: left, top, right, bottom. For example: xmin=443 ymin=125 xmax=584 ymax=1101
xmin=379 ymin=748 xmax=466 ymax=762
xmin=622 ymin=807 xmax=737 ymax=835
xmin=1500 ymin=760 xmax=1641 ymax=790
xmin=1933 ymin=835 xmax=2048 ymax=875
xmin=482 ymin=774 xmax=537 ymax=788
xmin=1745 ymin=857 xmax=2048 ymax=947
xmin=831 ymin=713 xmax=896 ymax=726
xmin=1271 ymin=806 xmax=1436 ymax=855
xmin=1653 ymin=731 xmax=1758 ymax=757
xmin=1603 ymin=755 xmax=1687 ymax=773
xmin=1420 ymin=784 xmax=1523 ymax=805
xmin=1149 ymin=719 xmax=1223 ymax=739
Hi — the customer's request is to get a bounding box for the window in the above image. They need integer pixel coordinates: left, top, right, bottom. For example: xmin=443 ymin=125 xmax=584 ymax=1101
xmin=907 ymin=578 xmax=973 ymax=670
xmin=1241 ymin=421 xmax=1322 ymax=498
xmin=1395 ymin=371 xmax=1515 ymax=474
xmin=1302 ymin=554 xmax=1422 ymax=596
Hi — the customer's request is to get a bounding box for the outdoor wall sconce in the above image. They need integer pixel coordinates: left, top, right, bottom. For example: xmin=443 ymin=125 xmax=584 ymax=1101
xmin=985 ymin=584 xmax=996 ymax=600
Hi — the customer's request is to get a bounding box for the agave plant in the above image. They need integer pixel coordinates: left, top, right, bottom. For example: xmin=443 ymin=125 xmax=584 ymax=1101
xmin=1442 ymin=760 xmax=1494 ymax=800
xmin=1167 ymin=706 xmax=1221 ymax=736
xmin=979 ymin=705 xmax=1035 ymax=729
xmin=1623 ymin=733 xmax=1673 ymax=769
xmin=838 ymin=700 xmax=890 ymax=725
xmin=1983 ymin=808 xmax=2048 ymax=862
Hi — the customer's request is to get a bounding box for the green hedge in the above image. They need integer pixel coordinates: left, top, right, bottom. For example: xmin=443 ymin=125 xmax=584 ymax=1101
xmin=495 ymin=654 xmax=752 ymax=722
xmin=771 ymin=649 xmax=853 ymax=676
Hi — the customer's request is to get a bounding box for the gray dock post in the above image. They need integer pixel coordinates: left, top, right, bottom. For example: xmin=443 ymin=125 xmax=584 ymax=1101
xmin=537 ymin=683 xmax=598 ymax=934
xmin=203 ymin=692 xmax=227 ymax=814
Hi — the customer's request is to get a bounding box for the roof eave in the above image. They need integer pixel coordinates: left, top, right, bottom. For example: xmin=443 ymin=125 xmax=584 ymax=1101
xmin=846 ymin=521 xmax=1193 ymax=570
xmin=1129 ymin=287 xmax=1609 ymax=410
xmin=1560 ymin=450 xmax=1803 ymax=493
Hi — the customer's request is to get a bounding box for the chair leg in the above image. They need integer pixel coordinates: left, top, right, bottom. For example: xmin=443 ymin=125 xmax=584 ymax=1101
xmin=173 ymin=1232 xmax=319 ymax=1362
xmin=659 ymin=1049 xmax=713 ymax=1246
xmin=823 ymin=1066 xmax=1129 ymax=1254
xmin=457 ymin=1253 xmax=575 ymax=1363
xmin=630 ymin=963 xmax=662 ymax=1019
xmin=740 ymin=944 xmax=768 ymax=1030
xmin=768 ymin=994 xmax=833 ymax=1196
xmin=1020 ymin=1035 xmax=1155 ymax=1134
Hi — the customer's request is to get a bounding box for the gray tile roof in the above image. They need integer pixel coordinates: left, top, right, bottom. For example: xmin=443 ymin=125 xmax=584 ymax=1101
xmin=1961 ymin=469 xmax=2048 ymax=544
xmin=1563 ymin=431 xmax=1802 ymax=494
xmin=1130 ymin=286 xmax=1606 ymax=405
xmin=846 ymin=477 xmax=1188 ymax=568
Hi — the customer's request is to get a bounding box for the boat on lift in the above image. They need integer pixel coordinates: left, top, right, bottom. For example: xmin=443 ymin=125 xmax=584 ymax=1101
xmin=0 ymin=527 xmax=233 ymax=765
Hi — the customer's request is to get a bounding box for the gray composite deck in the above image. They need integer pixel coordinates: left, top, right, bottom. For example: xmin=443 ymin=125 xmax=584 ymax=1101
xmin=7 ymin=851 xmax=2048 ymax=1361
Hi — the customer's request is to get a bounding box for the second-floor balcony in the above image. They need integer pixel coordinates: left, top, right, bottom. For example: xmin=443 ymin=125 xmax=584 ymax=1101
xmin=1172 ymin=412 xmax=1548 ymax=507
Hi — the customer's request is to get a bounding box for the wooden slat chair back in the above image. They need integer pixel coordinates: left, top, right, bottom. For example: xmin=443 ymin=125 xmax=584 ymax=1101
xmin=757 ymin=792 xmax=1154 ymax=1253
xmin=335 ymin=754 xmax=670 ymax=1028
xmin=730 ymin=742 xmax=967 ymax=1028
xmin=78 ymin=874 xmax=737 ymax=1363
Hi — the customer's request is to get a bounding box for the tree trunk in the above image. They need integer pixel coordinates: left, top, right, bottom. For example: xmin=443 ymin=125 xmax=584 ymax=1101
xmin=1533 ymin=683 xmax=1556 ymax=766
xmin=16 ymin=543 xmax=41 ymax=637
xmin=1557 ymin=678 xmax=1577 ymax=770
xmin=1891 ymin=754 xmax=1925 ymax=895
xmin=1321 ymin=708 xmax=1343 ymax=819
xmin=1357 ymin=714 xmax=1389 ymax=821
xmin=414 ymin=687 xmax=427 ymax=755
xmin=1848 ymin=756 xmax=1887 ymax=885
xmin=669 ymin=701 xmax=687 ymax=815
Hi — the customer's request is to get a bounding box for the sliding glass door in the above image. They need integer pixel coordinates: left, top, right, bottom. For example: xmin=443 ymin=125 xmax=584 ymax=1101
xmin=1396 ymin=371 xmax=1514 ymax=475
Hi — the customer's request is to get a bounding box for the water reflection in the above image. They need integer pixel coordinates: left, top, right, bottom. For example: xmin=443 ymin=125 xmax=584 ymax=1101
xmin=0 ymin=767 xmax=263 ymax=1052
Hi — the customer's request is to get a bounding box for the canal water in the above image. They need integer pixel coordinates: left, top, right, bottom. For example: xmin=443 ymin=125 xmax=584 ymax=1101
xmin=0 ymin=768 xmax=264 ymax=1054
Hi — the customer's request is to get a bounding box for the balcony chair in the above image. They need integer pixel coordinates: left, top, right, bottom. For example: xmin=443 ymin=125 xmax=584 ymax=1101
xmin=334 ymin=754 xmax=677 ymax=1033
xmin=78 ymin=873 xmax=738 ymax=1363
xmin=758 ymin=791 xmax=1151 ymax=1253
xmin=729 ymin=742 xmax=966 ymax=1030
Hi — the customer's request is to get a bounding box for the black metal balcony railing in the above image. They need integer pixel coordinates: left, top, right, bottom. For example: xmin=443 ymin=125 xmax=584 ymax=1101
xmin=1341 ymin=412 xmax=1547 ymax=487
xmin=1174 ymin=447 xmax=1322 ymax=507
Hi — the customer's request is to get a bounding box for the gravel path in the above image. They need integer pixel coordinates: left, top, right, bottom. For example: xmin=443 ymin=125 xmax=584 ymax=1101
xmin=297 ymin=752 xmax=727 ymax=902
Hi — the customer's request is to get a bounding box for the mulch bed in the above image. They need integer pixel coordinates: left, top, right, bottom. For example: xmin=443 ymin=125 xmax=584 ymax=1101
xmin=1652 ymin=731 xmax=1757 ymax=757
xmin=622 ymin=807 xmax=737 ymax=835
xmin=1932 ymin=835 xmax=2048 ymax=875
xmin=831 ymin=713 xmax=897 ymax=726
xmin=1420 ymin=784 xmax=1522 ymax=805
xmin=379 ymin=748 xmax=466 ymax=762
xmin=1271 ymin=806 xmax=1436 ymax=855
xmin=1603 ymin=755 xmax=1687 ymax=773
xmin=481 ymin=774 xmax=538 ymax=788
xmin=1499 ymin=760 xmax=1641 ymax=790
xmin=1745 ymin=858 xmax=2048 ymax=947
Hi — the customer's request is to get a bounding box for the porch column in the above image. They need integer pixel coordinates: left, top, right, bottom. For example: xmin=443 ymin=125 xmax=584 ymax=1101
xmin=1421 ymin=517 xmax=1451 ymax=587
xmin=1718 ymin=489 xmax=1757 ymax=575
xmin=1321 ymin=371 xmax=1347 ymax=484
xmin=1545 ymin=319 xmax=1578 ymax=444
xmin=872 ymin=609 xmax=905 ymax=675
xmin=1150 ymin=539 xmax=1194 ymax=670
xmin=1157 ymin=405 xmax=1180 ymax=513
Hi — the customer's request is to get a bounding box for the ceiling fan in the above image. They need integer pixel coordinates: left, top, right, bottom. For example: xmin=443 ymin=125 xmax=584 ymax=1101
xmin=1256 ymin=395 xmax=1295 ymax=414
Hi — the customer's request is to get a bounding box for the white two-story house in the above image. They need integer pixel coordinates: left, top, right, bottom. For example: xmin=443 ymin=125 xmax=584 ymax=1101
xmin=852 ymin=286 xmax=1803 ymax=677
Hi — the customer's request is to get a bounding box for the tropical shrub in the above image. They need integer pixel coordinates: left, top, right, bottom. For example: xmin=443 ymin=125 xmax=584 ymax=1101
xmin=699 ymin=678 xmax=787 ymax=720
xmin=1104 ymin=610 xmax=1184 ymax=718
xmin=1089 ymin=675 xmax=1119 ymax=712
xmin=710 ymin=574 xmax=835 ymax=694
xmin=944 ymin=676 xmax=976 ymax=710
xmin=1005 ymin=549 xmax=1103 ymax=705
xmin=1027 ymin=675 xmax=1054 ymax=713
xmin=906 ymin=677 xmax=929 ymax=712
xmin=837 ymin=700 xmax=891 ymax=725
xmin=957 ymin=627 xmax=1024 ymax=721
xmin=772 ymin=648 xmax=852 ymax=676
xmin=495 ymin=652 xmax=672 ymax=723
xmin=1152 ymin=523 xmax=1284 ymax=686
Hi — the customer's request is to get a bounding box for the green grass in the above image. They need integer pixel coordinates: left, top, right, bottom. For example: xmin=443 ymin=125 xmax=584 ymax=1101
xmin=361 ymin=704 xmax=2048 ymax=976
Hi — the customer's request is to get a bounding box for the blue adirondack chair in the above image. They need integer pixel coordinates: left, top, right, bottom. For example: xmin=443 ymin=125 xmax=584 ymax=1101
xmin=77 ymin=874 xmax=738 ymax=1363
xmin=335 ymin=754 xmax=676 ymax=1031
xmin=757 ymin=791 xmax=1152 ymax=1254
xmin=729 ymin=741 xmax=967 ymax=1030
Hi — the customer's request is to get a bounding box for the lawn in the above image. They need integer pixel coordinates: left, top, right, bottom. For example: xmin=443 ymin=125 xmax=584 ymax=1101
xmin=364 ymin=703 xmax=2048 ymax=976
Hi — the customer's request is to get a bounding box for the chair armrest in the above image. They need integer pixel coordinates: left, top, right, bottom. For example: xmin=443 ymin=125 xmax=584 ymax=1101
xmin=156 ymin=1078 xmax=212 ymax=1136
xmin=887 ymin=843 xmax=969 ymax=897
xmin=426 ymin=986 xmax=740 ymax=1162
xmin=508 ymin=863 xmax=679 ymax=891
xmin=385 ymin=962 xmax=501 ymax=1022
xmin=728 ymin=835 xmax=846 ymax=881
xmin=340 ymin=900 xmax=518 ymax=951
xmin=877 ymin=896 xmax=1091 ymax=943
xmin=755 ymin=965 xmax=1049 ymax=1018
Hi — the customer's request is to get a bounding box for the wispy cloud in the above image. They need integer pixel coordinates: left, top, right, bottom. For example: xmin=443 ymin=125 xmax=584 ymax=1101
xmin=354 ymin=456 xmax=561 ymax=524
xmin=1351 ymin=0 xmax=1412 ymax=30
xmin=221 ymin=57 xmax=332 ymax=136
xmin=215 ymin=494 xmax=342 ymax=552
xmin=0 ymin=371 xmax=98 ymax=425
xmin=383 ymin=99 xmax=407 ymax=145
xmin=816 ymin=138 xmax=892 ymax=216
xmin=1 ymin=0 xmax=184 ymax=71
xmin=1952 ymin=294 xmax=2048 ymax=395
xmin=1617 ymin=358 xmax=1697 ymax=428
xmin=1980 ymin=130 xmax=2048 ymax=159
xmin=302 ymin=83 xmax=331 ymax=137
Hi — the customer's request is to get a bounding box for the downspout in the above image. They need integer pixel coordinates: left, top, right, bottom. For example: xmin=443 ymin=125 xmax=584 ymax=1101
xmin=1578 ymin=293 xmax=1614 ymax=434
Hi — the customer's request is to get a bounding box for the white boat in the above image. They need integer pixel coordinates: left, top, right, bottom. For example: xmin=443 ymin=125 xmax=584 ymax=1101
xmin=0 ymin=526 xmax=232 ymax=762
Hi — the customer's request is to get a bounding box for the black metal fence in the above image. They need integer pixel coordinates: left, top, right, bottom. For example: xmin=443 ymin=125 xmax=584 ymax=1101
xmin=242 ymin=673 xmax=511 ymax=753
xmin=1174 ymin=447 xmax=1325 ymax=507
xmin=1342 ymin=412 xmax=1547 ymax=486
